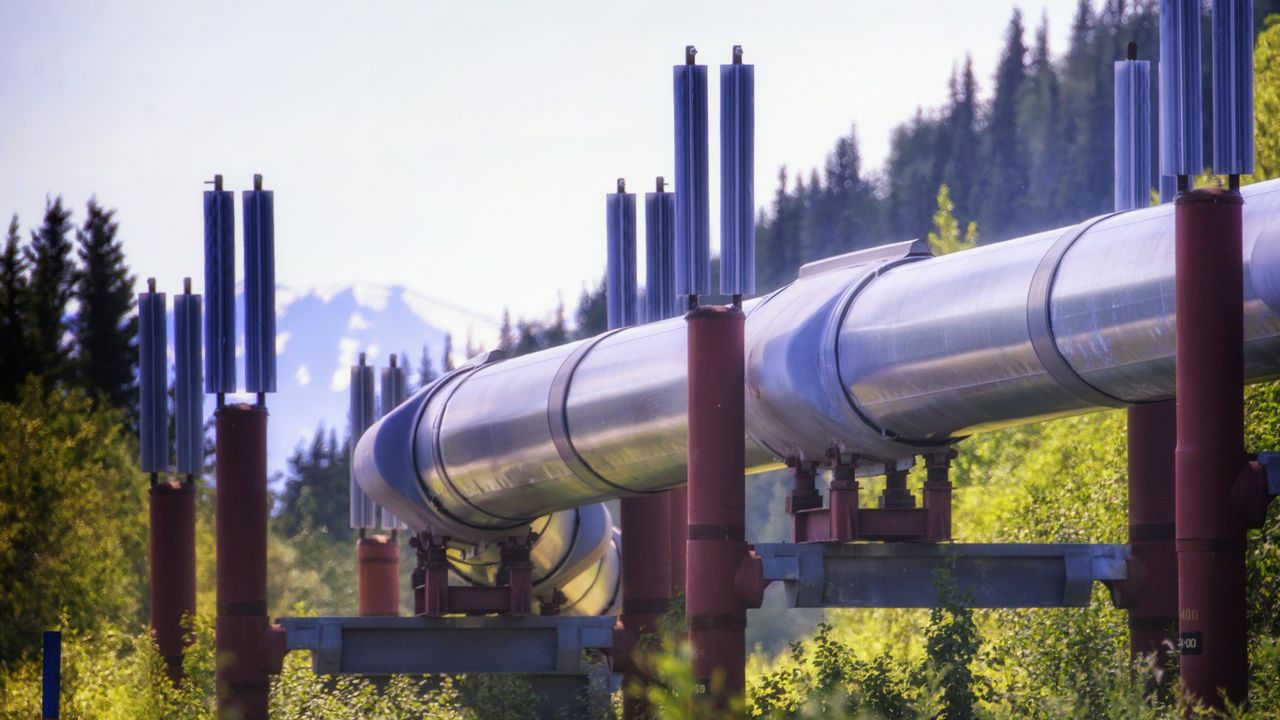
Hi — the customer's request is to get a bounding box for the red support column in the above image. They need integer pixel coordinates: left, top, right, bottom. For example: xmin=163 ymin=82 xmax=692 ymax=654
xmin=1125 ymin=400 xmax=1178 ymax=667
xmin=149 ymin=480 xmax=196 ymax=683
xmin=357 ymin=533 xmax=400 ymax=616
xmin=216 ymin=404 xmax=276 ymax=720
xmin=1174 ymin=189 xmax=1248 ymax=710
xmin=620 ymin=493 xmax=672 ymax=719
xmin=686 ymin=305 xmax=747 ymax=713
xmin=669 ymin=487 xmax=687 ymax=596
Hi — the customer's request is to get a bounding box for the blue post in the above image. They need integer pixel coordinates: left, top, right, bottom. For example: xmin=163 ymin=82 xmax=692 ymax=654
xmin=606 ymin=179 xmax=638 ymax=330
xmin=1114 ymin=42 xmax=1152 ymax=211
xmin=719 ymin=45 xmax=755 ymax=299
xmin=137 ymin=279 xmax=168 ymax=475
xmin=673 ymin=45 xmax=710 ymax=301
xmin=203 ymin=174 xmax=236 ymax=396
xmin=1159 ymin=0 xmax=1205 ymax=182
xmin=174 ymin=278 xmax=204 ymax=477
xmin=242 ymin=174 xmax=277 ymax=396
xmin=42 ymin=630 xmax=60 ymax=719
xmin=1212 ymin=0 xmax=1255 ymax=176
xmin=645 ymin=177 xmax=680 ymax=322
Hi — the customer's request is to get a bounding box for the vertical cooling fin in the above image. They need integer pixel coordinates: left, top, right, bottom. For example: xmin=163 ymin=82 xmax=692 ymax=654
xmin=203 ymin=189 xmax=236 ymax=393
xmin=1212 ymin=0 xmax=1255 ymax=175
xmin=174 ymin=288 xmax=204 ymax=475
xmin=674 ymin=52 xmax=710 ymax=297
xmin=243 ymin=185 xmax=277 ymax=393
xmin=379 ymin=360 xmax=409 ymax=530
xmin=349 ymin=359 xmax=378 ymax=529
xmin=645 ymin=182 xmax=680 ymax=322
xmin=606 ymin=185 xmax=638 ymax=330
xmin=1159 ymin=0 xmax=1205 ymax=177
xmin=1114 ymin=59 xmax=1152 ymax=211
xmin=719 ymin=52 xmax=755 ymax=296
xmin=138 ymin=289 xmax=168 ymax=473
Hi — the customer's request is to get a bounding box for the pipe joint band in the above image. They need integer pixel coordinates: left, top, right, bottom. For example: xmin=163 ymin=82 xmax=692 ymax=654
xmin=829 ymin=256 xmax=959 ymax=447
xmin=1027 ymin=214 xmax=1132 ymax=409
xmin=548 ymin=331 xmax=652 ymax=496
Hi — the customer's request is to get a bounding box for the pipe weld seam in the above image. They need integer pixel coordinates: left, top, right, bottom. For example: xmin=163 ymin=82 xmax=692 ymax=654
xmin=1026 ymin=212 xmax=1132 ymax=409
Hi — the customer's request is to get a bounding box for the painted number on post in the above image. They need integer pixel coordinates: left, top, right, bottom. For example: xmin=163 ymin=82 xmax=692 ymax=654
xmin=1179 ymin=631 xmax=1203 ymax=656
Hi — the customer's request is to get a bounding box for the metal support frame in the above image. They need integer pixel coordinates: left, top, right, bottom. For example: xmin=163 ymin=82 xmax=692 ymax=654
xmin=412 ymin=533 xmax=534 ymax=616
xmin=789 ymin=450 xmax=954 ymax=544
xmin=756 ymin=543 xmax=1128 ymax=609
xmin=279 ymin=615 xmax=614 ymax=675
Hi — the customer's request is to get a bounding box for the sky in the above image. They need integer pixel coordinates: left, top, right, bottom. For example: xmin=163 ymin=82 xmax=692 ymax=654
xmin=0 ymin=0 xmax=1082 ymax=325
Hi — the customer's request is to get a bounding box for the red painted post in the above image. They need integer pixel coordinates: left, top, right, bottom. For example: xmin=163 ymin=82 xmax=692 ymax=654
xmin=1174 ymin=189 xmax=1248 ymax=710
xmin=620 ymin=493 xmax=672 ymax=719
xmin=215 ymin=404 xmax=273 ymax=720
xmin=149 ymin=479 xmax=196 ymax=683
xmin=669 ymin=487 xmax=687 ymax=596
xmin=356 ymin=533 xmax=400 ymax=616
xmin=686 ymin=305 xmax=747 ymax=713
xmin=1126 ymin=400 xmax=1178 ymax=667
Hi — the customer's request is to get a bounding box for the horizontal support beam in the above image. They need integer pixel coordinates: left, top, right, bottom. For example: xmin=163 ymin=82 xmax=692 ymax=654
xmin=755 ymin=542 xmax=1128 ymax=609
xmin=279 ymin=615 xmax=614 ymax=675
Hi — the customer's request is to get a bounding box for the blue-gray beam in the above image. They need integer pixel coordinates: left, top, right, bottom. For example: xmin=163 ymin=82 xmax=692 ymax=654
xmin=755 ymin=543 xmax=1128 ymax=609
xmin=1114 ymin=53 xmax=1152 ymax=211
xmin=203 ymin=179 xmax=236 ymax=394
xmin=242 ymin=175 xmax=277 ymax=394
xmin=174 ymin=280 xmax=204 ymax=475
xmin=278 ymin=615 xmax=614 ymax=675
xmin=605 ymin=180 xmax=638 ymax=330
xmin=644 ymin=177 xmax=680 ymax=321
xmin=138 ymin=282 xmax=168 ymax=473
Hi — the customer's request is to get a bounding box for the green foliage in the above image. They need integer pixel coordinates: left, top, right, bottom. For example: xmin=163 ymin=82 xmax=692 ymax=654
xmin=926 ymin=185 xmax=978 ymax=256
xmin=0 ymin=379 xmax=147 ymax=666
xmin=1245 ymin=15 xmax=1280 ymax=185
xmin=73 ymin=199 xmax=137 ymax=419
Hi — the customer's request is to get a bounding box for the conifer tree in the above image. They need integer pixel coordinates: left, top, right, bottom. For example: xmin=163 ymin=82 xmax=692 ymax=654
xmin=441 ymin=332 xmax=455 ymax=372
xmin=418 ymin=343 xmax=438 ymax=389
xmin=497 ymin=309 xmax=515 ymax=352
xmin=0 ymin=215 xmax=30 ymax=400
xmin=981 ymin=9 xmax=1030 ymax=235
xmin=74 ymin=199 xmax=136 ymax=416
xmin=25 ymin=196 xmax=76 ymax=383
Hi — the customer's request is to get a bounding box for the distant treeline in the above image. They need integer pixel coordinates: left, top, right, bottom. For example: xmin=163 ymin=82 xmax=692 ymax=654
xmin=0 ymin=197 xmax=137 ymax=419
xmin=755 ymin=0 xmax=1280 ymax=292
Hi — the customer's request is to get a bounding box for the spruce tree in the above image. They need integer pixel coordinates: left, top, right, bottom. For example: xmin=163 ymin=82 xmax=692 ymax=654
xmin=25 ymin=196 xmax=76 ymax=383
xmin=0 ymin=215 xmax=30 ymax=400
xmin=441 ymin=332 xmax=455 ymax=372
xmin=980 ymin=9 xmax=1030 ymax=236
xmin=74 ymin=199 xmax=137 ymax=416
xmin=418 ymin=343 xmax=438 ymax=389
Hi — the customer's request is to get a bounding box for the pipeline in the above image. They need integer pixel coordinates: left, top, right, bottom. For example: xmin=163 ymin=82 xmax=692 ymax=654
xmin=357 ymin=178 xmax=1280 ymax=596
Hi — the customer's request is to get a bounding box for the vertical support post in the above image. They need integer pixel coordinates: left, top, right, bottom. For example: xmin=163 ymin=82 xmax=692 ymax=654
xmin=42 ymin=630 xmax=60 ymax=720
xmin=686 ymin=305 xmax=746 ymax=713
xmin=1175 ymin=188 xmax=1247 ymax=710
xmin=1126 ymin=401 xmax=1178 ymax=666
xmin=150 ymin=480 xmax=196 ymax=682
xmin=215 ymin=404 xmax=272 ymax=720
xmin=356 ymin=535 xmax=400 ymax=616
xmin=922 ymin=450 xmax=955 ymax=542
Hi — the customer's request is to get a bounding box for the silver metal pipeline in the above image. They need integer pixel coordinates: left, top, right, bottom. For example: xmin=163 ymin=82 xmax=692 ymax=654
xmin=358 ymin=178 xmax=1280 ymax=610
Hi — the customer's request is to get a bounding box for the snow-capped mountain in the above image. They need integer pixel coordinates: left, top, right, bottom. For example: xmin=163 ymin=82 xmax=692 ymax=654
xmin=227 ymin=283 xmax=501 ymax=479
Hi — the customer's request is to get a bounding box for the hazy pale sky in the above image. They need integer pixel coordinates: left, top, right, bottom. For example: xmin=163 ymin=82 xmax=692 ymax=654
xmin=0 ymin=0 xmax=1081 ymax=323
